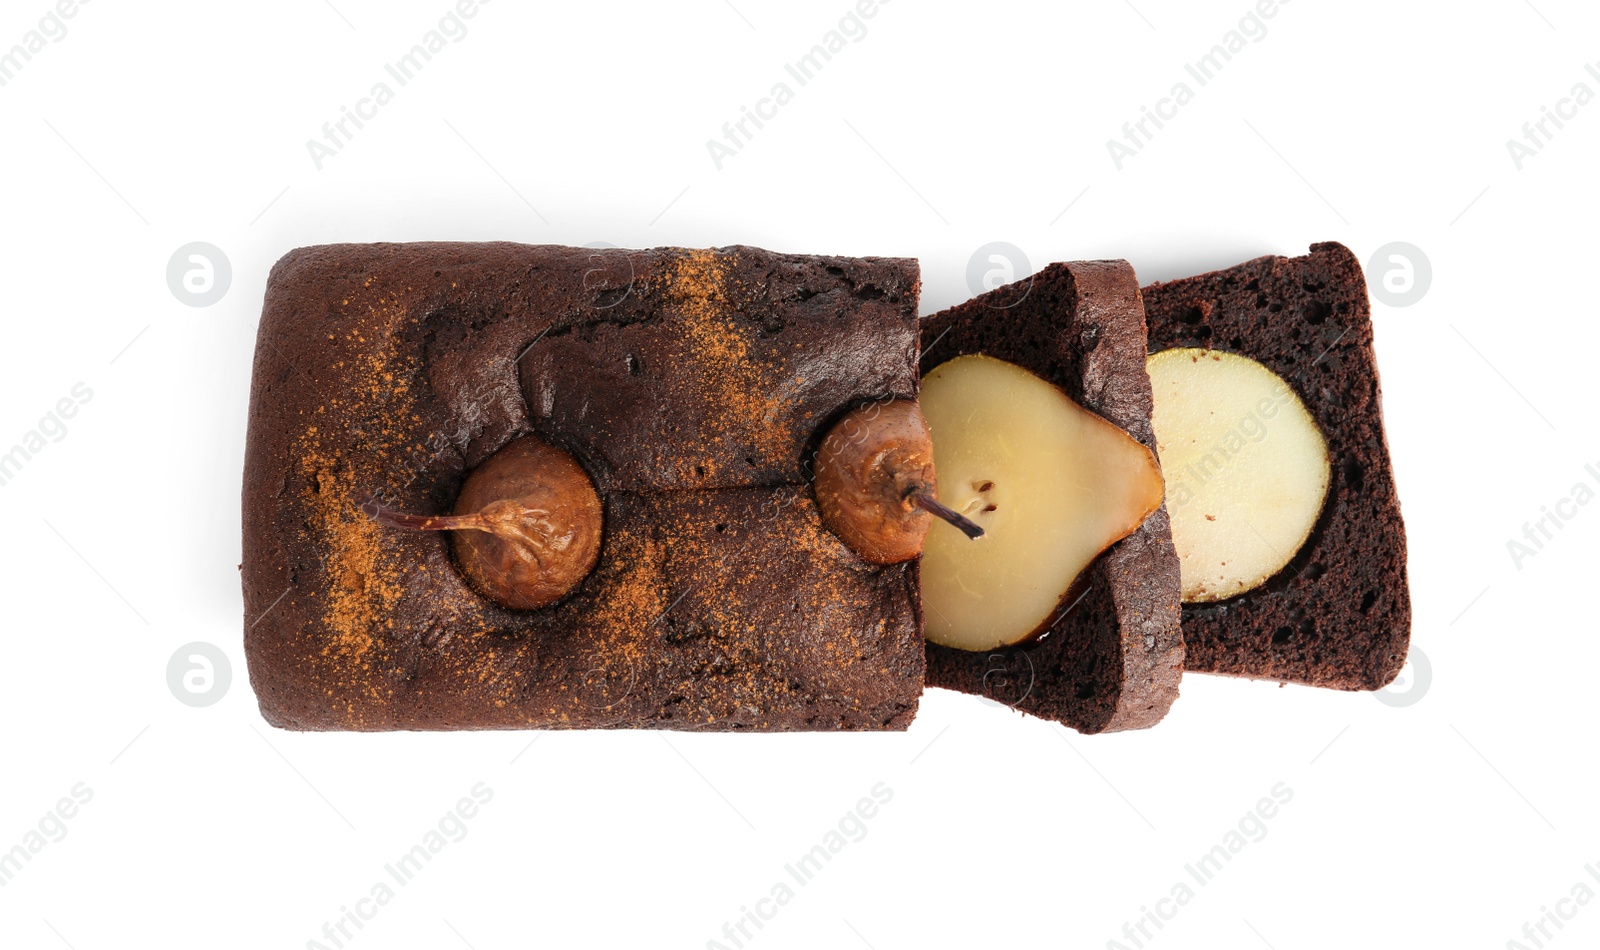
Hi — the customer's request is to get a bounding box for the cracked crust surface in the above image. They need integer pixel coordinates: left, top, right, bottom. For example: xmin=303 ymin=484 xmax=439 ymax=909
xmin=242 ymin=243 xmax=925 ymax=731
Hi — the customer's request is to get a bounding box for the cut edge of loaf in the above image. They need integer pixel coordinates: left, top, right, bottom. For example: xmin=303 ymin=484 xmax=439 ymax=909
xmin=1141 ymin=242 xmax=1411 ymax=692
xmin=920 ymin=260 xmax=1185 ymax=734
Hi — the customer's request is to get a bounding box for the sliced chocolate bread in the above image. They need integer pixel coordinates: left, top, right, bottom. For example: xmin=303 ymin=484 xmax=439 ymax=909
xmin=919 ymin=261 xmax=1185 ymax=733
xmin=1141 ymin=242 xmax=1410 ymax=690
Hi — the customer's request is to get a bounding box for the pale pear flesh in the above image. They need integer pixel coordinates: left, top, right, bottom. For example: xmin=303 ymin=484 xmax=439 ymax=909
xmin=1146 ymin=347 xmax=1330 ymax=603
xmin=919 ymin=354 xmax=1166 ymax=652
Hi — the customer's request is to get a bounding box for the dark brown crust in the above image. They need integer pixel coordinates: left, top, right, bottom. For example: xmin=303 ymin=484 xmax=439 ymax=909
xmin=1141 ymin=242 xmax=1411 ymax=690
xmin=242 ymin=242 xmax=924 ymax=731
xmin=919 ymin=261 xmax=1184 ymax=733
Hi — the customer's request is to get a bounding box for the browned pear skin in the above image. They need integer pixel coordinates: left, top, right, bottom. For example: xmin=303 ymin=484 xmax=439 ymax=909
xmin=366 ymin=436 xmax=603 ymax=610
xmin=814 ymin=399 xmax=940 ymax=565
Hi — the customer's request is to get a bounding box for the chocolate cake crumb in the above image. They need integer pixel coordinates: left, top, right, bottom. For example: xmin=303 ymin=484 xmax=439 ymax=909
xmin=919 ymin=261 xmax=1184 ymax=734
xmin=1141 ymin=242 xmax=1410 ymax=690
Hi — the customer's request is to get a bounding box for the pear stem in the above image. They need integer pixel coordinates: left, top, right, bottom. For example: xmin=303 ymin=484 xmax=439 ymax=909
xmin=359 ymin=497 xmax=489 ymax=534
xmin=912 ymin=492 xmax=985 ymax=540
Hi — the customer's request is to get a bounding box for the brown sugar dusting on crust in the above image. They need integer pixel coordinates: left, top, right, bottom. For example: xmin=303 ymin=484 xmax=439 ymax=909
xmin=305 ymin=464 xmax=396 ymax=666
xmin=652 ymin=500 xmax=775 ymax=725
xmin=552 ymin=521 xmax=668 ymax=724
xmin=660 ymin=249 xmax=790 ymax=482
xmin=638 ymin=490 xmax=914 ymax=729
xmin=245 ymin=243 xmax=925 ymax=732
xmin=291 ymin=301 xmax=425 ymax=711
xmin=458 ymin=628 xmax=533 ymax=711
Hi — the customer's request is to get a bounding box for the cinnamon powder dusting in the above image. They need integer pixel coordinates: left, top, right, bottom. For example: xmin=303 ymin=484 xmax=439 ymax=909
xmin=292 ymin=295 xmax=426 ymax=713
xmin=546 ymin=524 xmax=667 ymax=724
xmin=661 ymin=249 xmax=794 ymax=481
xmin=265 ymin=249 xmax=914 ymax=730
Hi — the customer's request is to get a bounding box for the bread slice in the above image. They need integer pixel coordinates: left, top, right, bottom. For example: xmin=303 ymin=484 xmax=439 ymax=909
xmin=920 ymin=261 xmax=1184 ymax=733
xmin=1141 ymin=242 xmax=1410 ymax=690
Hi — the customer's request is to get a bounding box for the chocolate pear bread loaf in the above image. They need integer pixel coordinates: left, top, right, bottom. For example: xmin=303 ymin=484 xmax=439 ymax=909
xmin=919 ymin=261 xmax=1185 ymax=734
xmin=1140 ymin=242 xmax=1410 ymax=690
xmin=242 ymin=242 xmax=925 ymax=731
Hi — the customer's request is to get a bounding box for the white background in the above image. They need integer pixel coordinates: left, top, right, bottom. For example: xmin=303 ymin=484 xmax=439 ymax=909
xmin=1 ymin=0 xmax=1596 ymax=947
